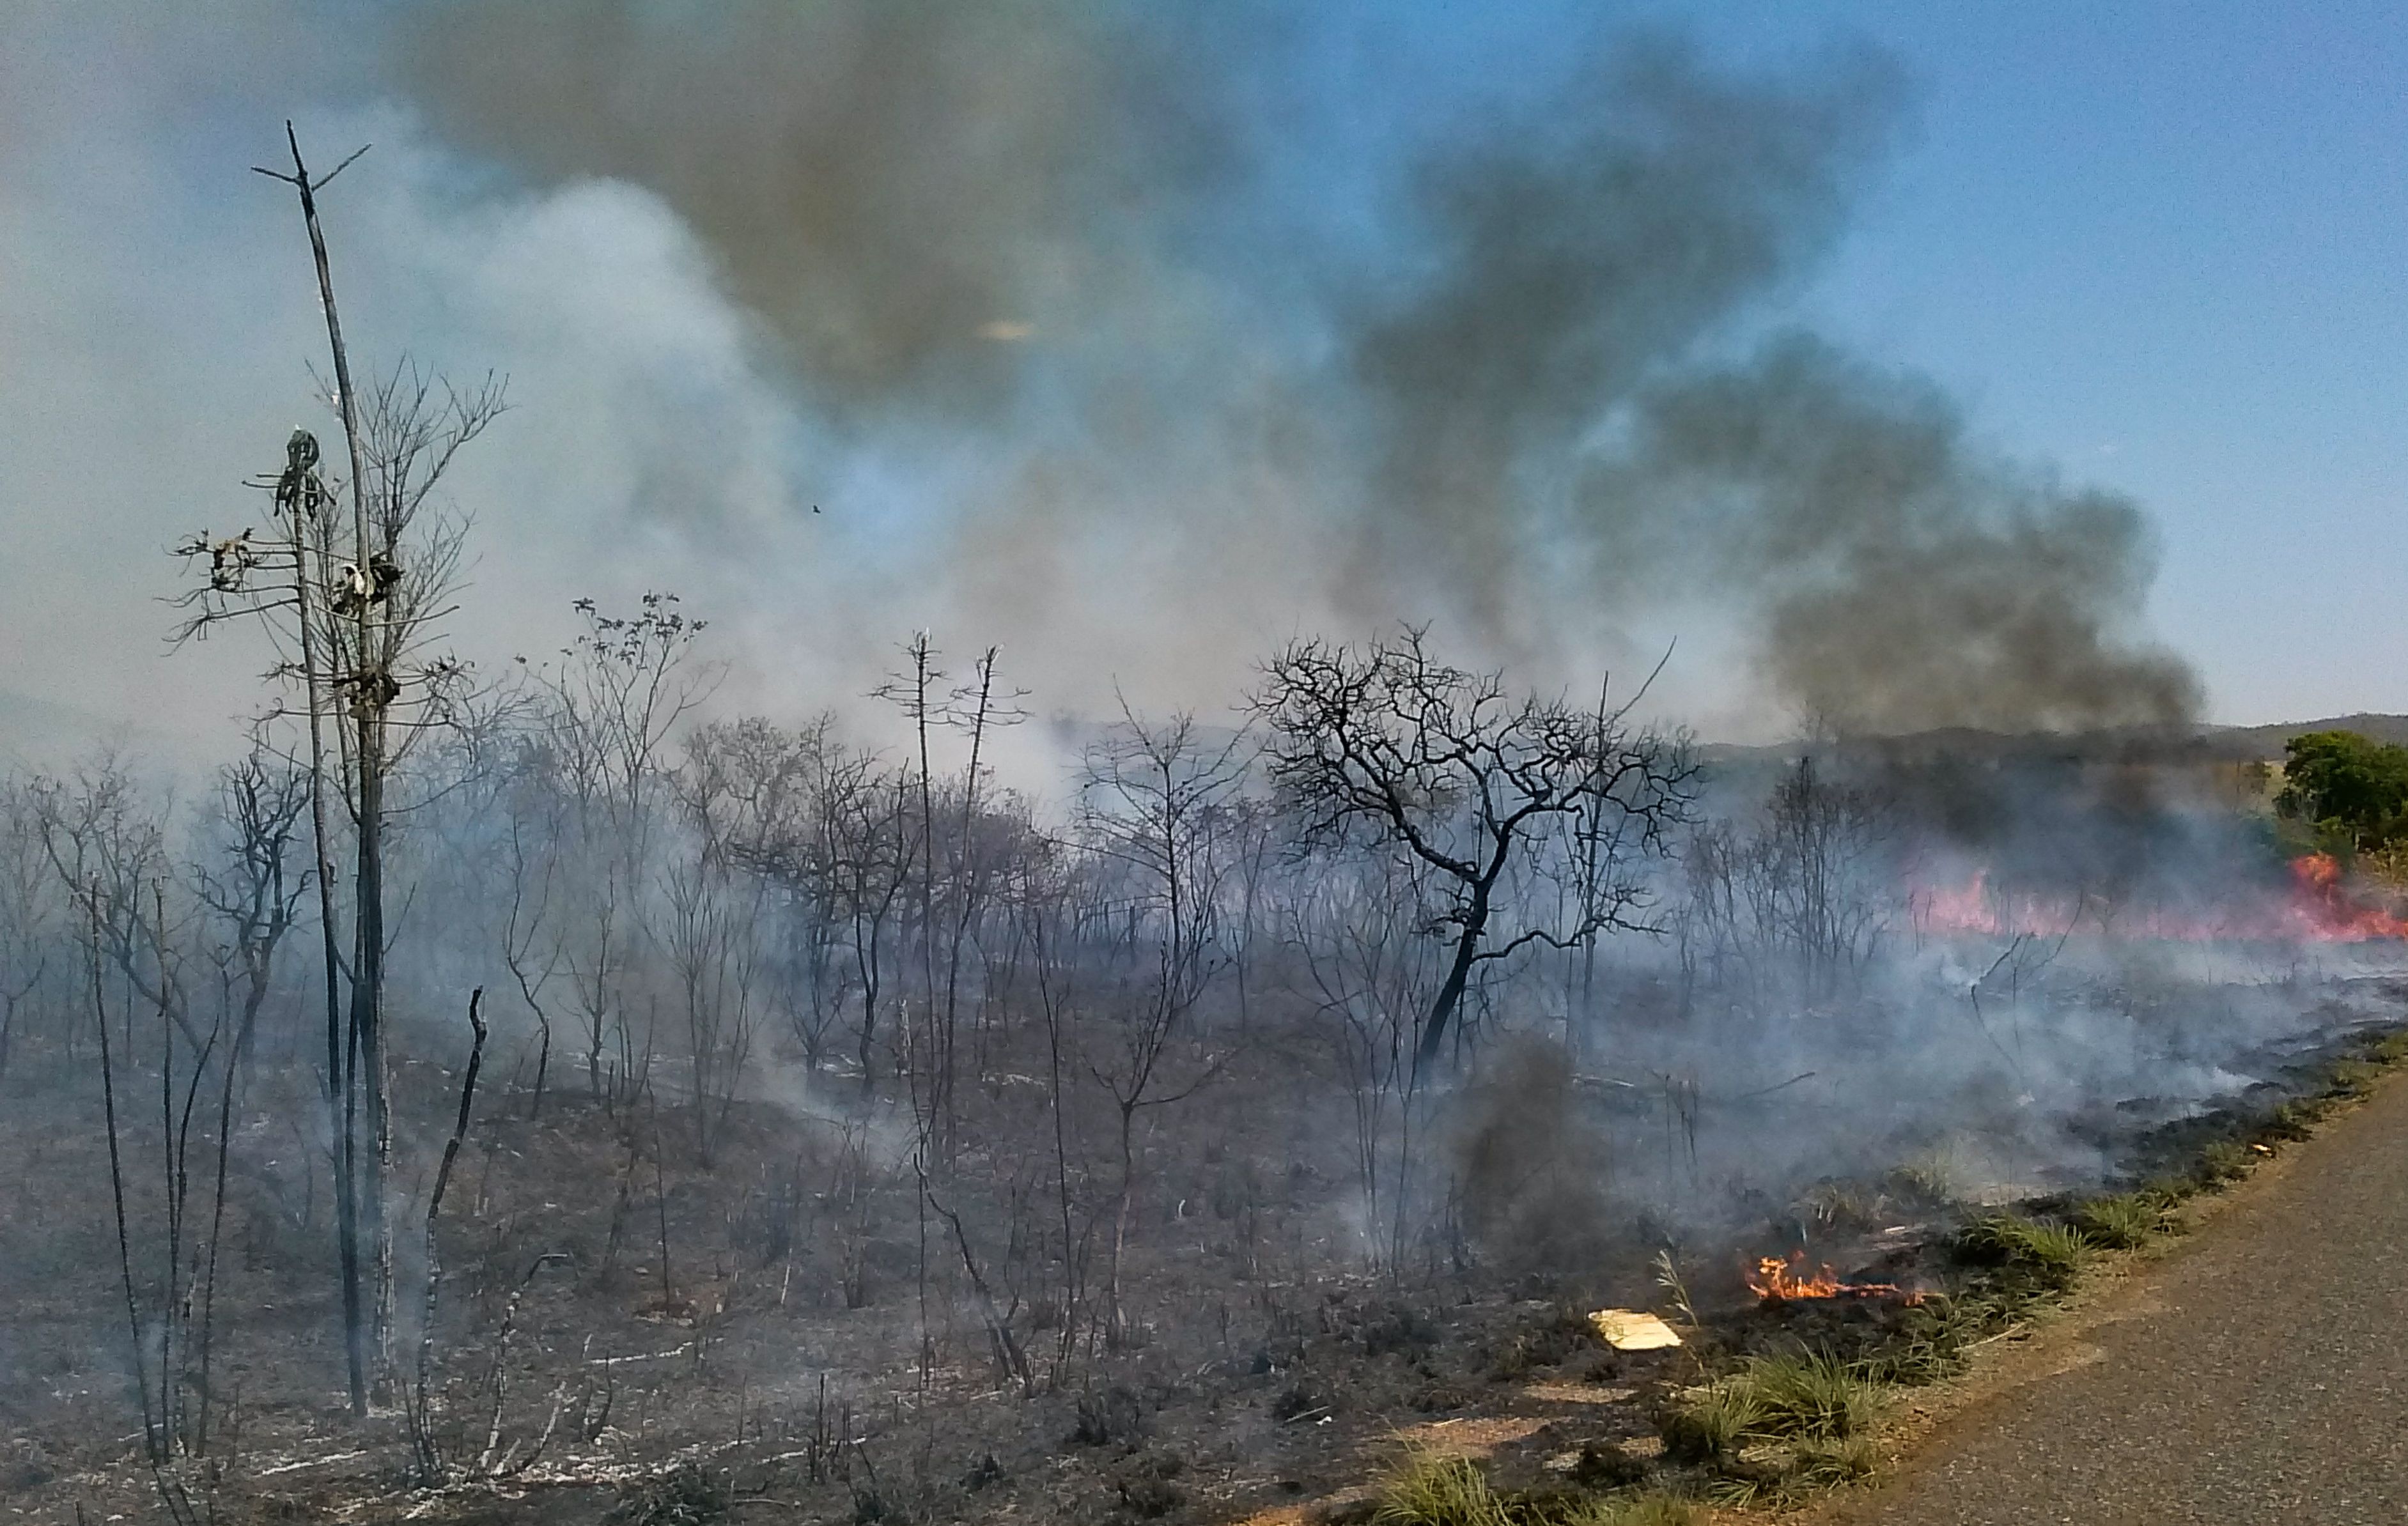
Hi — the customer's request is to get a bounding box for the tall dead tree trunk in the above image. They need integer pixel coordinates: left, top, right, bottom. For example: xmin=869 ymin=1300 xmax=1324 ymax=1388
xmin=260 ymin=120 xmax=386 ymax=1416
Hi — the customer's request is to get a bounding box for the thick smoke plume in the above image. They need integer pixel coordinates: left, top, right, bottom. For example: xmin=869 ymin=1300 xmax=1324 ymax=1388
xmin=1340 ymin=33 xmax=1899 ymax=636
xmin=1590 ymin=335 xmax=2204 ymax=733
xmin=409 ymin=0 xmax=1241 ymax=418
xmin=394 ymin=4 xmax=2194 ymax=736
xmin=0 ymin=3 xmax=2199 ymax=757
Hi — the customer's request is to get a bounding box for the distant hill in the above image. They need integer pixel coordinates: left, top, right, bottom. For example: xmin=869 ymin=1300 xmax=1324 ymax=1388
xmin=1698 ymin=714 xmax=2408 ymax=771
xmin=2209 ymin=714 xmax=2408 ymax=755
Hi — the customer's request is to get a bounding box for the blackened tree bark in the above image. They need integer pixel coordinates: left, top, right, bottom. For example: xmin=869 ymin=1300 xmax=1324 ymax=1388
xmin=1254 ymin=628 xmax=1693 ymax=1086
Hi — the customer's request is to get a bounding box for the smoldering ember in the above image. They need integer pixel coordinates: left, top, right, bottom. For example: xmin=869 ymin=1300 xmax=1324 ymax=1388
xmin=2 ymin=7 xmax=2404 ymax=1526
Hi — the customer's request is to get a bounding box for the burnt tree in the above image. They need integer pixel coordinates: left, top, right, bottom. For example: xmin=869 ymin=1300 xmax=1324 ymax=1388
xmin=1254 ymin=628 xmax=1691 ymax=1083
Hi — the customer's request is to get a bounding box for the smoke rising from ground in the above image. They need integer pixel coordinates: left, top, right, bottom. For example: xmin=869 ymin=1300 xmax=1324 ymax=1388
xmin=404 ymin=4 xmax=2202 ymax=735
xmin=1590 ymin=335 xmax=2204 ymax=733
xmin=408 ymin=0 xmax=1245 ymax=419
xmin=1340 ymin=33 xmax=1900 ymax=638
xmin=1 ymin=1 xmax=2199 ymax=756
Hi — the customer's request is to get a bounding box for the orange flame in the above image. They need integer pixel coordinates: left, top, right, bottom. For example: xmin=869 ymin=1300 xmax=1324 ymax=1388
xmin=1913 ymin=855 xmax=2408 ymax=944
xmin=2288 ymin=853 xmax=2408 ymax=941
xmin=1747 ymin=1251 xmax=1919 ymax=1302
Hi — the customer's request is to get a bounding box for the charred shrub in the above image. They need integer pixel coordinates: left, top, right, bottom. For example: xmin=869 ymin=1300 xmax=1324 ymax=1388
xmin=1111 ymin=1451 xmax=1188 ymax=1520
xmin=1269 ymin=1382 xmax=1319 ymax=1422
xmin=1569 ymin=1439 xmax=1652 ymax=1489
xmin=1356 ymin=1299 xmax=1439 ymax=1359
xmin=1408 ymin=1377 xmax=1474 ymax=1414
xmin=1071 ymin=1383 xmax=1148 ymax=1447
xmin=612 ymin=1461 xmax=729 ymax=1526
xmin=1454 ymin=1042 xmax=1615 ymax=1273
xmin=1486 ymin=1304 xmax=1592 ymax=1380
xmin=0 ymin=1444 xmax=53 ymax=1494
xmin=1210 ymin=1158 xmax=1265 ymax=1219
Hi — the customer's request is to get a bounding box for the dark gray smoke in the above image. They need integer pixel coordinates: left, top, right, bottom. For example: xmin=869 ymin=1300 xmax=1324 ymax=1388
xmin=1341 ymin=32 xmax=1903 ymax=635
xmin=393 ymin=8 xmax=2194 ymax=734
xmin=1586 ymin=335 xmax=2203 ymax=733
xmin=407 ymin=0 xmax=1244 ymax=418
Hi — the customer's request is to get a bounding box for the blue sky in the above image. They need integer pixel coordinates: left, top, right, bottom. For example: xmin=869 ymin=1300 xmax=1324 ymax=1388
xmin=1 ymin=1 xmax=2398 ymax=756
xmin=1635 ymin=1 xmax=2405 ymax=723
xmin=1161 ymin=0 xmax=2408 ymax=724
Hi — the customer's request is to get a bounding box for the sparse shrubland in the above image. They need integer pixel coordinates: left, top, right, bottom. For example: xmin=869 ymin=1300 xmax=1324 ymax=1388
xmin=0 ymin=118 xmax=2402 ymax=1526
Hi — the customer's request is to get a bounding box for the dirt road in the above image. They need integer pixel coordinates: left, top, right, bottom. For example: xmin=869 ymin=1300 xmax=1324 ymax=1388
xmin=1813 ymin=1075 xmax=2408 ymax=1525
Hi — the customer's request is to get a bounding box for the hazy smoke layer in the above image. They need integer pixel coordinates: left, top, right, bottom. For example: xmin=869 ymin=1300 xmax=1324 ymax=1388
xmin=0 ymin=2 xmax=2203 ymax=751
xmin=399 ymin=6 xmax=2196 ymax=734
xmin=409 ymin=0 xmax=1240 ymax=418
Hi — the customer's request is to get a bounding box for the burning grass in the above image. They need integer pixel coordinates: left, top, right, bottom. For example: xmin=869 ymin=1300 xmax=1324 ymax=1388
xmin=1746 ymin=1252 xmax=1917 ymax=1303
xmin=1348 ymin=1003 xmax=2408 ymax=1526
xmin=1612 ymin=1017 xmax=2408 ymax=1512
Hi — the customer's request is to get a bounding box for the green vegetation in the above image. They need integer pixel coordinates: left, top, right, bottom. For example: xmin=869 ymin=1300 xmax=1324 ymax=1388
xmin=1369 ymin=1447 xmax=1700 ymax=1526
xmin=1732 ymin=1349 xmax=1884 ymax=1442
xmin=1787 ymin=1434 xmax=1878 ymax=1489
xmin=1633 ymin=1024 xmax=2408 ymax=1515
xmin=2072 ymin=1191 xmax=2176 ymax=1250
xmin=1659 ymin=1379 xmax=1766 ymax=1465
xmin=1956 ymin=1213 xmax=2094 ymax=1290
xmin=2195 ymin=1139 xmax=2257 ymax=1185
xmin=1374 ymin=1451 xmax=1507 ymax=1526
xmin=2326 ymin=1057 xmax=2384 ymax=1097
xmin=1657 ymin=1349 xmax=1882 ymax=1507
xmin=2276 ymin=729 xmax=2408 ymax=853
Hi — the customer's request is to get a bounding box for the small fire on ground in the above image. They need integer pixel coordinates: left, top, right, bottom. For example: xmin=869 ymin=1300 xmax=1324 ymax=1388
xmin=1917 ymin=852 xmax=2408 ymax=944
xmin=1748 ymin=1251 xmax=1922 ymax=1304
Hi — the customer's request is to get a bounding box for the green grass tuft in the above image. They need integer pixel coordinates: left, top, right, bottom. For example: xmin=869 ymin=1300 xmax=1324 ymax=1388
xmin=2327 ymin=1056 xmax=2384 ymax=1097
xmin=1886 ymin=1148 xmax=1962 ymax=1206
xmin=1372 ymin=1448 xmax=1509 ymax=1526
xmin=1658 ymin=1379 xmax=1764 ymax=1465
xmin=1735 ymin=1348 xmax=1884 ymax=1441
xmin=2072 ymin=1191 xmax=2170 ymax=1249
xmin=1559 ymin=1493 xmax=1705 ymax=1526
xmin=1661 ymin=1346 xmax=1880 ymax=1466
xmin=1787 ymin=1433 xmax=1878 ymax=1488
xmin=2366 ymin=1029 xmax=2408 ymax=1067
xmin=2195 ymin=1139 xmax=2255 ymax=1185
xmin=1957 ymin=1212 xmax=2093 ymax=1290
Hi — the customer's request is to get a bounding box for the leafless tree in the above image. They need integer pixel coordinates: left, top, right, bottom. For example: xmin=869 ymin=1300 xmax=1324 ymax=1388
xmin=0 ymin=778 xmax=61 ymax=1081
xmin=1287 ymin=840 xmax=1442 ymax=1272
xmin=1254 ymin=628 xmax=1693 ymax=1084
xmin=529 ymin=594 xmax=719 ymax=1110
xmin=162 ymin=126 xmax=510 ymax=1415
xmin=1079 ymin=704 xmax=1247 ymax=1340
xmin=1674 ymin=754 xmax=1895 ymax=1009
xmin=192 ymin=730 xmax=311 ymax=1070
xmin=665 ymin=733 xmax=773 ymax=1164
